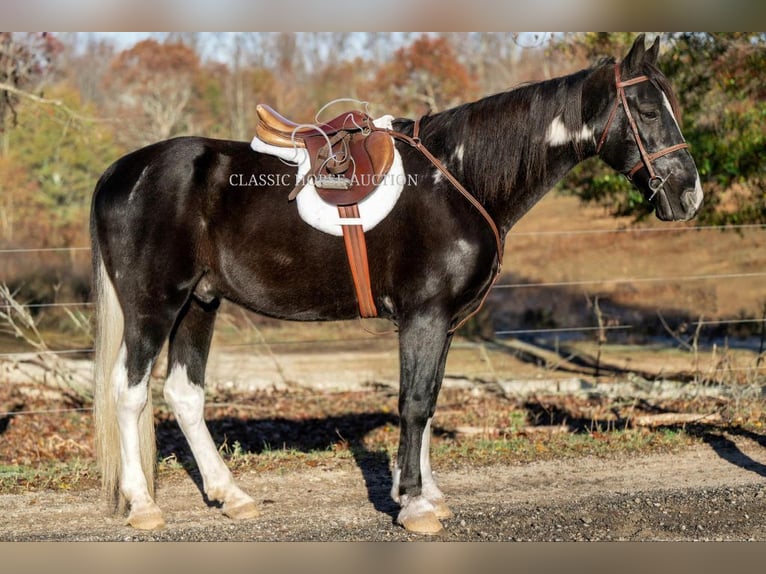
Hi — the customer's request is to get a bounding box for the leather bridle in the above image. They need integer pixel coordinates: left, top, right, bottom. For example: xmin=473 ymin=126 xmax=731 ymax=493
xmin=596 ymin=64 xmax=689 ymax=199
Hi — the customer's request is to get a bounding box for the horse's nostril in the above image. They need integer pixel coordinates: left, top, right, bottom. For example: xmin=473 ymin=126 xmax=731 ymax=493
xmin=680 ymin=188 xmax=702 ymax=220
xmin=681 ymin=178 xmax=704 ymax=214
xmin=682 ymin=189 xmax=696 ymax=210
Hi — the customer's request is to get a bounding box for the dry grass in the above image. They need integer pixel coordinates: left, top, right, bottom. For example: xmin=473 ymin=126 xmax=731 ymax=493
xmin=2 ymin=380 xmax=764 ymax=495
xmin=504 ymin=192 xmax=766 ymax=324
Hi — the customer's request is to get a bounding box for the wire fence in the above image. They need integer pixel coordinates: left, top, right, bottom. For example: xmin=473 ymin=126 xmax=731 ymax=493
xmin=0 ymin=224 xmax=766 ymax=346
xmin=1 ymin=223 xmax=765 ymax=412
xmin=2 ymin=221 xmax=766 ymax=255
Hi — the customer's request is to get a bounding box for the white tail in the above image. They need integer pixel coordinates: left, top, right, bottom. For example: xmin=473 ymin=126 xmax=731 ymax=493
xmin=92 ymin=245 xmax=156 ymax=508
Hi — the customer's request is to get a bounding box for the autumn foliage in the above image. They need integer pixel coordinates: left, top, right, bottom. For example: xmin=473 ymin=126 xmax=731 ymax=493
xmin=364 ymin=35 xmax=478 ymax=116
xmin=0 ymin=31 xmax=763 ymax=254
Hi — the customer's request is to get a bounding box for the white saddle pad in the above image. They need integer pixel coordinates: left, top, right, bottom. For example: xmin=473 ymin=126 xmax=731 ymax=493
xmin=250 ymin=115 xmax=404 ymax=237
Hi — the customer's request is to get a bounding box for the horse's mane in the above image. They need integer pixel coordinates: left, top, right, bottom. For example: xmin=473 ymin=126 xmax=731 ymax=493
xmin=419 ymin=63 xmax=598 ymax=204
xmin=419 ymin=56 xmax=681 ymax=205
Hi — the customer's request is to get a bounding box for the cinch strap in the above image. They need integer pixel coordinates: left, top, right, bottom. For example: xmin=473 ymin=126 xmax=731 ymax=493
xmin=337 ymin=204 xmax=377 ymax=318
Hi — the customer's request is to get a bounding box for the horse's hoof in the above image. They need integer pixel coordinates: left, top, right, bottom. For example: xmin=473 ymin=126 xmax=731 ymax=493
xmin=399 ymin=512 xmax=443 ymax=535
xmin=397 ymin=496 xmax=444 ymax=535
xmin=223 ymin=500 xmax=260 ymax=520
xmin=430 ymin=498 xmax=454 ymax=520
xmin=126 ymin=508 xmax=165 ymax=530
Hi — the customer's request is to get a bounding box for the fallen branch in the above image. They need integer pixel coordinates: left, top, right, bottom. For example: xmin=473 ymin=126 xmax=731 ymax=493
xmin=489 ymin=338 xmax=697 ymax=383
xmin=631 ymin=412 xmax=722 ymax=428
xmin=455 ymin=424 xmax=572 ymax=436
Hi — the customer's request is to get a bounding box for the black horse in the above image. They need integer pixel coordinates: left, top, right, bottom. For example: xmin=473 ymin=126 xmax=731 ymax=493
xmin=91 ymin=35 xmax=702 ymax=534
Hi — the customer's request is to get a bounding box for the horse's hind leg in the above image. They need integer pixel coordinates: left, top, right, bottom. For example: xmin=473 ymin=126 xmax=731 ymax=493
xmin=116 ymin=312 xmax=181 ymax=529
xmin=163 ymin=298 xmax=259 ymax=520
xmin=393 ymin=311 xmax=454 ymax=534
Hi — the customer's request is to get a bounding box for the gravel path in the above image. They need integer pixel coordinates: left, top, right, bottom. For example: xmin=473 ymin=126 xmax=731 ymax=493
xmin=3 ymin=435 xmax=766 ymax=541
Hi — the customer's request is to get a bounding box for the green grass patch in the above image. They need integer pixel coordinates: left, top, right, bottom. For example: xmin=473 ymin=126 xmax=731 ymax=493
xmin=0 ymin=460 xmax=98 ymax=494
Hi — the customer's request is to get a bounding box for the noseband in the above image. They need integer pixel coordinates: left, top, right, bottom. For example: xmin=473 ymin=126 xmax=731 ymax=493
xmin=596 ymin=64 xmax=689 ymax=198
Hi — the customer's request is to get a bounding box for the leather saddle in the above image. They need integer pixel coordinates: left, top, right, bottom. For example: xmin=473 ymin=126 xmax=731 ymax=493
xmin=255 ymin=104 xmax=394 ymax=205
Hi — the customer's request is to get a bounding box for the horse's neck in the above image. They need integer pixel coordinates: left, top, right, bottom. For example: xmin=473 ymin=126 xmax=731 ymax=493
xmin=467 ymin=69 xmax=606 ymax=235
xmin=481 ymin=124 xmax=598 ymax=236
xmin=493 ymin=152 xmax=586 ymax=234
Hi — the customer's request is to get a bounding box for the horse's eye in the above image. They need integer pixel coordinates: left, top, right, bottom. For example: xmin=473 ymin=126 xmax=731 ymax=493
xmin=640 ymin=109 xmax=659 ymax=121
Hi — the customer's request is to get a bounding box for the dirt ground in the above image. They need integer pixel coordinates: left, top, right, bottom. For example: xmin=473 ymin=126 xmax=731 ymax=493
xmin=2 ymin=436 xmax=766 ymax=541
xmin=2 ymin=341 xmax=766 ymax=541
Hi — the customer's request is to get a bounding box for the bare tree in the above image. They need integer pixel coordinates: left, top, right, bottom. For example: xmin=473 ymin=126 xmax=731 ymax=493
xmin=0 ymin=32 xmax=62 ymax=153
xmin=104 ymin=39 xmax=201 ymax=147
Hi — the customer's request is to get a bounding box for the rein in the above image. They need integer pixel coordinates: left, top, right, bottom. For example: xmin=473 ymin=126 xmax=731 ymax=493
xmin=596 ymin=64 xmax=689 ymax=197
xmin=377 ymin=119 xmax=504 ymax=262
xmin=372 ymin=118 xmax=505 ymax=332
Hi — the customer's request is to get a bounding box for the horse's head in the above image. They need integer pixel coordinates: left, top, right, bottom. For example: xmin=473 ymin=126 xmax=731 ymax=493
xmin=595 ymin=34 xmax=702 ymax=221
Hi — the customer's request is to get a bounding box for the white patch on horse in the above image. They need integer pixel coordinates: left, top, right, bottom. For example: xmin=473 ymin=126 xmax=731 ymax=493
xmin=662 ymin=92 xmax=702 ymax=212
xmin=691 ymin=174 xmax=704 ymax=211
xmin=128 ymin=166 xmax=149 ymax=203
xmin=420 ymin=418 xmax=446 ymax=503
xmin=251 ymin=114 xmax=404 ymax=237
xmin=661 ymin=93 xmax=681 ymax=131
xmin=445 ymin=238 xmax=477 ymax=276
xmin=453 ymin=144 xmax=465 ymax=168
xmin=545 ymin=115 xmax=593 ymax=146
xmin=163 ymin=363 xmax=255 ymax=510
xmin=432 ymin=169 xmax=444 ymax=185
xmin=114 ymin=345 xmax=154 ymax=508
xmin=381 ymin=295 xmax=396 ymax=314
xmin=454 ymin=238 xmax=474 ymax=258
xmin=390 ymin=465 xmax=401 ymax=503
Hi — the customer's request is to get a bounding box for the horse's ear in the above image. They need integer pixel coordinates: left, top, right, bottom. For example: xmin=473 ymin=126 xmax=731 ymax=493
xmin=645 ymin=35 xmax=660 ymax=65
xmin=622 ymin=33 xmax=647 ymax=75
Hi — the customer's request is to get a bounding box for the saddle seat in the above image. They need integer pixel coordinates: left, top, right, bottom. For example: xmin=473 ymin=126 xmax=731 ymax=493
xmin=255 ymin=104 xmax=395 ymax=206
xmin=255 ymin=104 xmax=372 ymax=148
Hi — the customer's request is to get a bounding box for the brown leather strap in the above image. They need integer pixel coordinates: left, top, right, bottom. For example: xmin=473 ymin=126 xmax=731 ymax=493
xmin=597 ymin=64 xmax=689 ymax=181
xmin=596 ymin=70 xmax=650 ymax=154
xmin=627 ymin=142 xmax=690 ymax=178
xmin=376 ymin=118 xmax=505 ymax=332
xmin=338 ymin=204 xmax=377 ymax=318
xmin=383 ymin=118 xmax=504 ymax=265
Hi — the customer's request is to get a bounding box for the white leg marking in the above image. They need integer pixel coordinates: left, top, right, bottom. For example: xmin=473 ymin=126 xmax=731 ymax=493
xmin=419 ymin=418 xmax=442 ymax=501
xmin=114 ymin=345 xmax=162 ymax=527
xmin=545 ymin=114 xmax=593 ymax=146
xmin=391 ymin=465 xmax=401 ymax=503
xmin=420 ymin=418 xmax=453 ymax=519
xmin=393 ymin=417 xmax=452 ymax=530
xmin=391 ymin=418 xmax=445 ymax=502
xmin=164 ymin=363 xmax=258 ymax=518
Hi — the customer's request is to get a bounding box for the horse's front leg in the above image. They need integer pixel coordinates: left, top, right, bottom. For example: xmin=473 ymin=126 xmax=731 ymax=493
xmin=392 ymin=311 xmax=454 ymax=534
